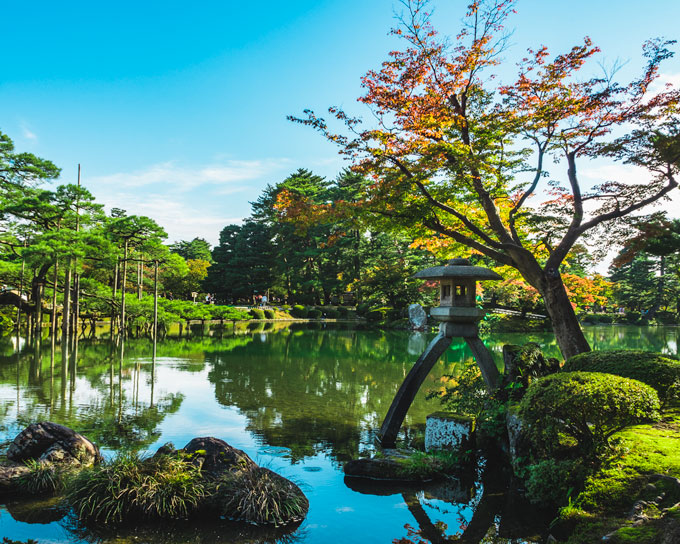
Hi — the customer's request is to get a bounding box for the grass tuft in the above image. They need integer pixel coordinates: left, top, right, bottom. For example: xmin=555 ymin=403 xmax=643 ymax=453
xmin=67 ymin=451 xmax=205 ymax=525
xmin=215 ymin=466 xmax=308 ymax=526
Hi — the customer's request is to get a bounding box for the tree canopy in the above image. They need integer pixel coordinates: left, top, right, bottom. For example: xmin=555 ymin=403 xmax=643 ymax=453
xmin=288 ymin=0 xmax=680 ymax=358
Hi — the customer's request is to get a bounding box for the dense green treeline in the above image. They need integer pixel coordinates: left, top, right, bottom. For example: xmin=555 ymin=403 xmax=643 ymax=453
xmin=203 ymin=168 xmax=437 ymax=308
xmin=1 ymin=126 xmax=679 ymax=340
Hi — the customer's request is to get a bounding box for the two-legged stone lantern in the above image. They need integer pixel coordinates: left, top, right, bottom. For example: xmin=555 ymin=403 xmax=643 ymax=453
xmin=378 ymin=258 xmax=502 ymax=448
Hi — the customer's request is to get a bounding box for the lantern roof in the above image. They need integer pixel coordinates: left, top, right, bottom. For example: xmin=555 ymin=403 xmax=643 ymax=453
xmin=414 ymin=258 xmax=503 ymax=281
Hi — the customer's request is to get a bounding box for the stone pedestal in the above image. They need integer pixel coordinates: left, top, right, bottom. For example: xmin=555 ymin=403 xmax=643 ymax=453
xmin=425 ymin=412 xmax=474 ymax=452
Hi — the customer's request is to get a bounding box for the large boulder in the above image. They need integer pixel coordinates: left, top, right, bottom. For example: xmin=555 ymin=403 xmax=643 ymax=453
xmin=408 ymin=303 xmax=427 ymax=330
xmin=181 ymin=437 xmax=256 ymax=475
xmin=7 ymin=422 xmax=102 ymax=467
xmin=0 ymin=464 xmax=30 ymax=495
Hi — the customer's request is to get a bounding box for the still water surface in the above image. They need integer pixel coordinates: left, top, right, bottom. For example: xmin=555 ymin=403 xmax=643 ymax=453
xmin=0 ymin=323 xmax=677 ymax=543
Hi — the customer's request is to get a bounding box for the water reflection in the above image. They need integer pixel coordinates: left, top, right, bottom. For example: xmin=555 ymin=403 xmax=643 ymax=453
xmin=0 ymin=324 xmax=677 ymax=543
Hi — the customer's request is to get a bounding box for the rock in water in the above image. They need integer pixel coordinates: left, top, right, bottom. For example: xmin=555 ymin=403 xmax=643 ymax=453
xmin=408 ymin=303 xmax=427 ymax=330
xmin=182 ymin=437 xmax=256 ymax=474
xmin=7 ymin=422 xmax=102 ymax=466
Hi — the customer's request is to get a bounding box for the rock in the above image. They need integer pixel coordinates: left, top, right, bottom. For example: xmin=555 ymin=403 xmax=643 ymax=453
xmin=344 ymin=458 xmax=407 ymax=480
xmin=181 ymin=437 xmax=256 ymax=475
xmin=152 ymin=442 xmax=177 ymax=458
xmin=7 ymin=422 xmax=102 ymax=467
xmin=407 ymin=331 xmax=427 ymax=356
xmin=0 ymin=464 xmax=30 ymax=494
xmin=425 ymin=412 xmax=474 ymax=452
xmin=506 ymin=407 xmax=531 ymax=474
xmin=408 ymin=303 xmax=427 ymax=330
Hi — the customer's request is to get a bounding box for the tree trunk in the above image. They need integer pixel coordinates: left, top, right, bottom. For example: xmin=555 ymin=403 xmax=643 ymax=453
xmin=111 ymin=260 xmax=119 ymax=337
xmin=50 ymin=260 xmax=59 ymax=338
xmin=153 ymin=260 xmax=159 ymax=342
xmin=137 ymin=259 xmax=143 ymax=300
xmin=62 ymin=262 xmax=72 ymax=339
xmin=32 ymin=277 xmax=44 ymax=339
xmin=539 ymin=274 xmax=591 ymax=360
xmin=121 ymin=240 xmax=128 ymax=337
xmin=73 ymin=272 xmax=80 ymax=338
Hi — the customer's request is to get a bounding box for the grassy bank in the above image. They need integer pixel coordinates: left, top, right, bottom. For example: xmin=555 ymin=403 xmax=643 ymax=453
xmin=558 ymin=407 xmax=680 ymax=543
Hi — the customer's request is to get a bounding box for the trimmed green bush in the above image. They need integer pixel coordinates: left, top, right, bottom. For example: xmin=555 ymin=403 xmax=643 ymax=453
xmin=563 ymin=350 xmax=680 ymax=406
xmin=365 ymin=308 xmax=385 ymax=321
xmin=263 ymin=309 xmax=275 ymax=319
xmin=290 ymin=305 xmax=307 ymax=318
xmin=324 ymin=308 xmax=340 ymax=319
xmin=519 ymin=372 xmax=661 ymax=456
xmin=336 ymin=306 xmax=349 ymax=318
xmin=248 ymin=308 xmax=265 ymax=319
xmin=356 ymin=303 xmax=370 ymax=316
xmin=307 ymin=309 xmax=322 ymax=319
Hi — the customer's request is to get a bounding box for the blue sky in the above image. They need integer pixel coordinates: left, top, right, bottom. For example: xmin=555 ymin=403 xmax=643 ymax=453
xmin=2 ymin=0 xmax=679 ymax=244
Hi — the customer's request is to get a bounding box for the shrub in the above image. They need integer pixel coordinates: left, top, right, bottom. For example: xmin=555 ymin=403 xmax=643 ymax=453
xmin=215 ymin=466 xmax=308 ymax=526
xmin=263 ymin=309 xmax=275 ymax=319
xmin=307 ymin=309 xmax=322 ymax=319
xmin=365 ymin=308 xmax=384 ymax=321
xmin=67 ymin=452 xmax=206 ymax=525
xmin=336 ymin=306 xmax=349 ymax=318
xmin=17 ymin=460 xmax=67 ymax=495
xmin=356 ymin=302 xmax=371 ymax=316
xmin=290 ymin=305 xmax=307 ymax=318
xmin=525 ymin=459 xmax=588 ymax=506
xmin=519 ymin=372 xmax=660 ymax=457
xmin=324 ymin=308 xmax=339 ymax=319
xmin=501 ymin=342 xmax=561 ymax=400
xmin=563 ymin=350 xmax=680 ymax=406
xmin=248 ymin=308 xmax=265 ymax=319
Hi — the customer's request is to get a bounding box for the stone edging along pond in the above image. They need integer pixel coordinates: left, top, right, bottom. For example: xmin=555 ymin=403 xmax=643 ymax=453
xmin=0 ymin=422 xmax=309 ymax=529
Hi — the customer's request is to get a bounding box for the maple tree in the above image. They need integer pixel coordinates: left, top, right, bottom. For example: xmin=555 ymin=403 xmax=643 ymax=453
xmin=289 ymin=0 xmax=680 ymax=359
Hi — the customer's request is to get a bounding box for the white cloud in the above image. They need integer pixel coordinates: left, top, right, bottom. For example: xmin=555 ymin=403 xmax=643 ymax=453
xmin=84 ymin=157 xmax=303 ymax=245
xmin=21 ymin=124 xmax=37 ymax=141
xmin=89 ymin=158 xmax=292 ymax=193
xmin=651 ymin=72 xmax=680 ymax=94
xmin=98 ymin=194 xmax=243 ymax=245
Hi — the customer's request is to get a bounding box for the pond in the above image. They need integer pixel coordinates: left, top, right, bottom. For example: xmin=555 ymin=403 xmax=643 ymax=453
xmin=0 ymin=323 xmax=678 ymax=543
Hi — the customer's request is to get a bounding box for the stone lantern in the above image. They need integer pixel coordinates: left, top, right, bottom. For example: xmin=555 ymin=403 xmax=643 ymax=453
xmin=379 ymin=258 xmax=502 ymax=448
xmin=416 ymin=258 xmax=501 ymax=326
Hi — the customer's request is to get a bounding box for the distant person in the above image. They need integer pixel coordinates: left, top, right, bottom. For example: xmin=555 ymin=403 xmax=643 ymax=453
xmin=261 ymin=294 xmax=268 ymax=307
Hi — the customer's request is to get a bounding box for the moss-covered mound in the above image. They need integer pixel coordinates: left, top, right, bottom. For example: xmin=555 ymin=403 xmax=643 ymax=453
xmin=520 ymin=372 xmax=660 ymax=456
xmin=563 ymin=350 xmax=680 ymax=405
xmin=554 ymin=409 xmax=680 ymax=543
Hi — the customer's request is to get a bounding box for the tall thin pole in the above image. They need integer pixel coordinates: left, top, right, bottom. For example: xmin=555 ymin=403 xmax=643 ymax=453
xmin=153 ymin=260 xmax=159 ymax=341
xmin=120 ymin=239 xmax=128 ymax=337
xmin=16 ymin=240 xmax=26 ymax=337
xmin=50 ymin=260 xmax=59 ymax=339
xmin=73 ymin=164 xmax=81 ymax=339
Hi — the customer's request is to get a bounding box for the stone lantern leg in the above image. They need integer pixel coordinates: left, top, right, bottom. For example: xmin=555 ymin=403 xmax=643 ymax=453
xmin=378 ymin=258 xmax=502 ymax=448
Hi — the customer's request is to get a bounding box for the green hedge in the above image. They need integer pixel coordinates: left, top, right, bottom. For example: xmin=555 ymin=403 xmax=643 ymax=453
xmin=263 ymin=309 xmax=275 ymax=319
xmin=336 ymin=306 xmax=349 ymax=318
xmin=307 ymin=309 xmax=322 ymax=319
xmin=248 ymin=308 xmax=265 ymax=319
xmin=563 ymin=350 xmax=680 ymax=406
xmin=519 ymin=372 xmax=660 ymax=456
xmin=290 ymin=305 xmax=307 ymax=318
xmin=323 ymin=308 xmax=340 ymax=319
xmin=356 ymin=303 xmax=370 ymax=316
